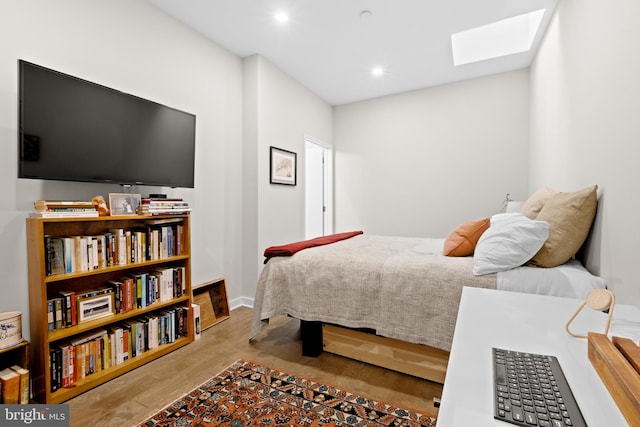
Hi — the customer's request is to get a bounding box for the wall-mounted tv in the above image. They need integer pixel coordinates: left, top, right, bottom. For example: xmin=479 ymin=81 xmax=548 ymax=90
xmin=18 ymin=60 xmax=196 ymax=188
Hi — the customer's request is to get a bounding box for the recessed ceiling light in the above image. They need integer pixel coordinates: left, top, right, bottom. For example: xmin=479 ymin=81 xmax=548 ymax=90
xmin=451 ymin=9 xmax=546 ymax=66
xmin=275 ymin=12 xmax=289 ymax=23
xmin=371 ymin=67 xmax=384 ymax=77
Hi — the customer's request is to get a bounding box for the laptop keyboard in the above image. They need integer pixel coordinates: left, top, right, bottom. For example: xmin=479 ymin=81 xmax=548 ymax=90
xmin=493 ymin=347 xmax=587 ymax=427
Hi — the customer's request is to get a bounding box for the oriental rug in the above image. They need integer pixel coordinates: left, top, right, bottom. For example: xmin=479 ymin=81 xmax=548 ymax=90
xmin=139 ymin=359 xmax=437 ymax=426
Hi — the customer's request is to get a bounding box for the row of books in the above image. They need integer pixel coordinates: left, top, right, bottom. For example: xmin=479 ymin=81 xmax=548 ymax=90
xmin=44 ymin=223 xmax=185 ymax=276
xmin=47 ymin=267 xmax=186 ymax=331
xmin=140 ymin=198 xmax=191 ymax=215
xmin=0 ymin=365 xmax=29 ymax=404
xmin=49 ymin=307 xmax=189 ymax=392
xmin=31 ymin=200 xmax=99 ymax=218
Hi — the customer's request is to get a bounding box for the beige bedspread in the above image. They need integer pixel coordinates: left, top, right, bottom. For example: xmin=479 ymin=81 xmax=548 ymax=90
xmin=250 ymin=234 xmax=496 ymax=352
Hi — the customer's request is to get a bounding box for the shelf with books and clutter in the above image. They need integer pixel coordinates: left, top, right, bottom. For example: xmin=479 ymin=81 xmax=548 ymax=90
xmin=26 ymin=210 xmax=194 ymax=403
xmin=0 ymin=311 xmax=30 ymax=404
xmin=30 ymin=194 xmax=192 ymax=218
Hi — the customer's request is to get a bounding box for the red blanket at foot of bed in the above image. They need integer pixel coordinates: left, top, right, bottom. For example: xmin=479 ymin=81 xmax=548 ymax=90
xmin=263 ymin=231 xmax=364 ymax=263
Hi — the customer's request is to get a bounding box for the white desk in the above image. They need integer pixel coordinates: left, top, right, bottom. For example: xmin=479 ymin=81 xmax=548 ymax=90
xmin=437 ymin=287 xmax=640 ymax=426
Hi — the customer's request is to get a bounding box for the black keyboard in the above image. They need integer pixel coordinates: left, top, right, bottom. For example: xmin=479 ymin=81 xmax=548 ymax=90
xmin=493 ymin=348 xmax=587 ymax=427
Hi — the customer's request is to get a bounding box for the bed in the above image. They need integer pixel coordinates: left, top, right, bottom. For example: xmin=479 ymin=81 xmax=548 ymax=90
xmin=249 ymin=185 xmax=603 ymax=383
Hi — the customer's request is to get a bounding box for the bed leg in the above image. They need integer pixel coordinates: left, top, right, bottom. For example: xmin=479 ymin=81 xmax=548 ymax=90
xmin=300 ymin=320 xmax=323 ymax=357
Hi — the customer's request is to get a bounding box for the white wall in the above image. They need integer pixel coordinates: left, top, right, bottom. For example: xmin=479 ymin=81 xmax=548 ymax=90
xmin=242 ymin=55 xmax=333 ymax=302
xmin=333 ymin=70 xmax=531 ymax=237
xmin=530 ymin=0 xmax=640 ymax=305
xmin=0 ymin=0 xmax=244 ymax=337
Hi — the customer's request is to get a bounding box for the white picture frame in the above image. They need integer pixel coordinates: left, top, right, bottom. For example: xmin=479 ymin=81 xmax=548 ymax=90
xmin=109 ymin=193 xmax=141 ymax=216
xmin=78 ymin=294 xmax=114 ymax=323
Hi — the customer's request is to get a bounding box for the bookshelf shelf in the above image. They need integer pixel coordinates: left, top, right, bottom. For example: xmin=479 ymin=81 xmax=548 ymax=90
xmin=26 ymin=214 xmax=193 ymax=403
xmin=47 ymin=295 xmax=191 ymax=343
xmin=47 ymin=336 xmax=191 ymax=404
xmin=44 ymin=255 xmax=189 ymax=283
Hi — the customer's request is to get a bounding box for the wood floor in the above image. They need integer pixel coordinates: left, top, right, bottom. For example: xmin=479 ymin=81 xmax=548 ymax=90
xmin=67 ymin=307 xmax=443 ymax=426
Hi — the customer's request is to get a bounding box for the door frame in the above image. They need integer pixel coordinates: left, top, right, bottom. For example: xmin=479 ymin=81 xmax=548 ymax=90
xmin=304 ymin=135 xmax=333 ymax=237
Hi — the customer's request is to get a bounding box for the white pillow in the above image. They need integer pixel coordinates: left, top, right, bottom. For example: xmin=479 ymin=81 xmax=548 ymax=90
xmin=473 ymin=212 xmax=550 ymax=275
xmin=497 ymin=259 xmax=606 ymax=299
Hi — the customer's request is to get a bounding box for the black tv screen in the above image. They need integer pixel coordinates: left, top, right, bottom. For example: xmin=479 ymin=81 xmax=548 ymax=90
xmin=18 ymin=60 xmax=196 ymax=188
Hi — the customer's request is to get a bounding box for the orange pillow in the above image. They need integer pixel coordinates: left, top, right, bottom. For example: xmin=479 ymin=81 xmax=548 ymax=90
xmin=443 ymin=218 xmax=491 ymax=257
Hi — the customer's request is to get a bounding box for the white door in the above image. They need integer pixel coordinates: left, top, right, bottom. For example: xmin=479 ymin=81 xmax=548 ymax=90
xmin=305 ymin=137 xmax=333 ymax=239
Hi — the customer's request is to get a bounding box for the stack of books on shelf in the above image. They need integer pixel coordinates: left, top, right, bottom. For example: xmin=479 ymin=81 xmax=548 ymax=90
xmin=48 ymin=306 xmax=189 ymax=392
xmin=140 ymin=198 xmax=191 ymax=215
xmin=0 ymin=365 xmax=30 ymax=404
xmin=31 ymin=200 xmax=98 ymax=218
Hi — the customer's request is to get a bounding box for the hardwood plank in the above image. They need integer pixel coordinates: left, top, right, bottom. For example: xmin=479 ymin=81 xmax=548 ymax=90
xmin=67 ymin=307 xmax=442 ymax=426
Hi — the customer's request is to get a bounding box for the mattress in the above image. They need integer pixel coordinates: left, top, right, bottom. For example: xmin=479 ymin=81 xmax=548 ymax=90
xmin=250 ymin=235 xmax=605 ymax=352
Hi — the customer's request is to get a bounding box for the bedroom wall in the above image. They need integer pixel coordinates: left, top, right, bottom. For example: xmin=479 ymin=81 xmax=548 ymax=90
xmin=242 ymin=55 xmax=333 ymax=303
xmin=529 ymin=0 xmax=640 ymax=305
xmin=333 ymin=70 xmax=531 ymax=238
xmin=0 ymin=0 xmax=244 ymax=338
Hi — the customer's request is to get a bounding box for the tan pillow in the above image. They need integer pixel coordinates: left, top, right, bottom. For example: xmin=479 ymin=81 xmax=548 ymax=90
xmin=528 ymin=185 xmax=598 ymax=268
xmin=443 ymin=218 xmax=490 ymax=257
xmin=521 ymin=187 xmax=556 ymax=219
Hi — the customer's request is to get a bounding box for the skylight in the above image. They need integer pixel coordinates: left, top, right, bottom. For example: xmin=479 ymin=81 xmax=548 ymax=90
xmin=451 ymin=9 xmax=546 ymax=66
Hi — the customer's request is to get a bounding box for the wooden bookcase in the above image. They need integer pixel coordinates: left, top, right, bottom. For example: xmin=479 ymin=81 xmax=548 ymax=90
xmin=26 ymin=214 xmax=193 ymax=403
xmin=192 ymin=278 xmax=230 ymax=330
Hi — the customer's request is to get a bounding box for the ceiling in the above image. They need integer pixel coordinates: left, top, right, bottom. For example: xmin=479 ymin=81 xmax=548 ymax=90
xmin=146 ymin=0 xmax=559 ymax=106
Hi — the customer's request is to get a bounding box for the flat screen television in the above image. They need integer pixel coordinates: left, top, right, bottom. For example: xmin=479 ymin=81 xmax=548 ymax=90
xmin=18 ymin=60 xmax=196 ymax=188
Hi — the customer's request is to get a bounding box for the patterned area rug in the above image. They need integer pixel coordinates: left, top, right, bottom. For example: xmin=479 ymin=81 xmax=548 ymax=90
xmin=139 ymin=359 xmax=437 ymax=426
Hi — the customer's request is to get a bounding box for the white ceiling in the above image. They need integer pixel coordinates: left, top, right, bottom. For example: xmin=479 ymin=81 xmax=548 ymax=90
xmin=146 ymin=0 xmax=559 ymax=106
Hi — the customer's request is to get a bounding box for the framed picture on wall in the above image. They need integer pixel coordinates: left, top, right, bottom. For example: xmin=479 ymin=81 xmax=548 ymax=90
xmin=270 ymin=146 xmax=297 ymax=186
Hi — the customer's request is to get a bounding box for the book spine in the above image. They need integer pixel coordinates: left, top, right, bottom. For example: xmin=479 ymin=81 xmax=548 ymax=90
xmin=91 ymin=236 xmax=99 ymax=270
xmin=68 ymin=345 xmax=75 ymax=387
xmin=50 ymin=237 xmax=66 ymax=275
xmin=47 ymin=300 xmax=55 ymax=331
xmin=0 ymin=371 xmax=20 ymax=404
xmin=61 ymin=346 xmax=69 ymax=388
xmin=75 ymin=344 xmax=85 ymax=381
xmin=54 ymin=298 xmax=63 ymax=330
xmin=97 ymin=235 xmax=106 ymax=269
xmin=44 ymin=235 xmax=52 ymax=276
xmin=176 ymin=224 xmax=184 ymax=255
xmin=49 ymin=348 xmax=59 ymax=392
xmin=59 ymin=292 xmax=73 ymax=328
xmin=72 ymin=236 xmax=82 ymax=273
xmin=80 ymin=237 xmax=88 ymax=271
xmin=63 ymin=237 xmax=73 ymax=273
xmin=18 ymin=370 xmax=29 ymax=404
